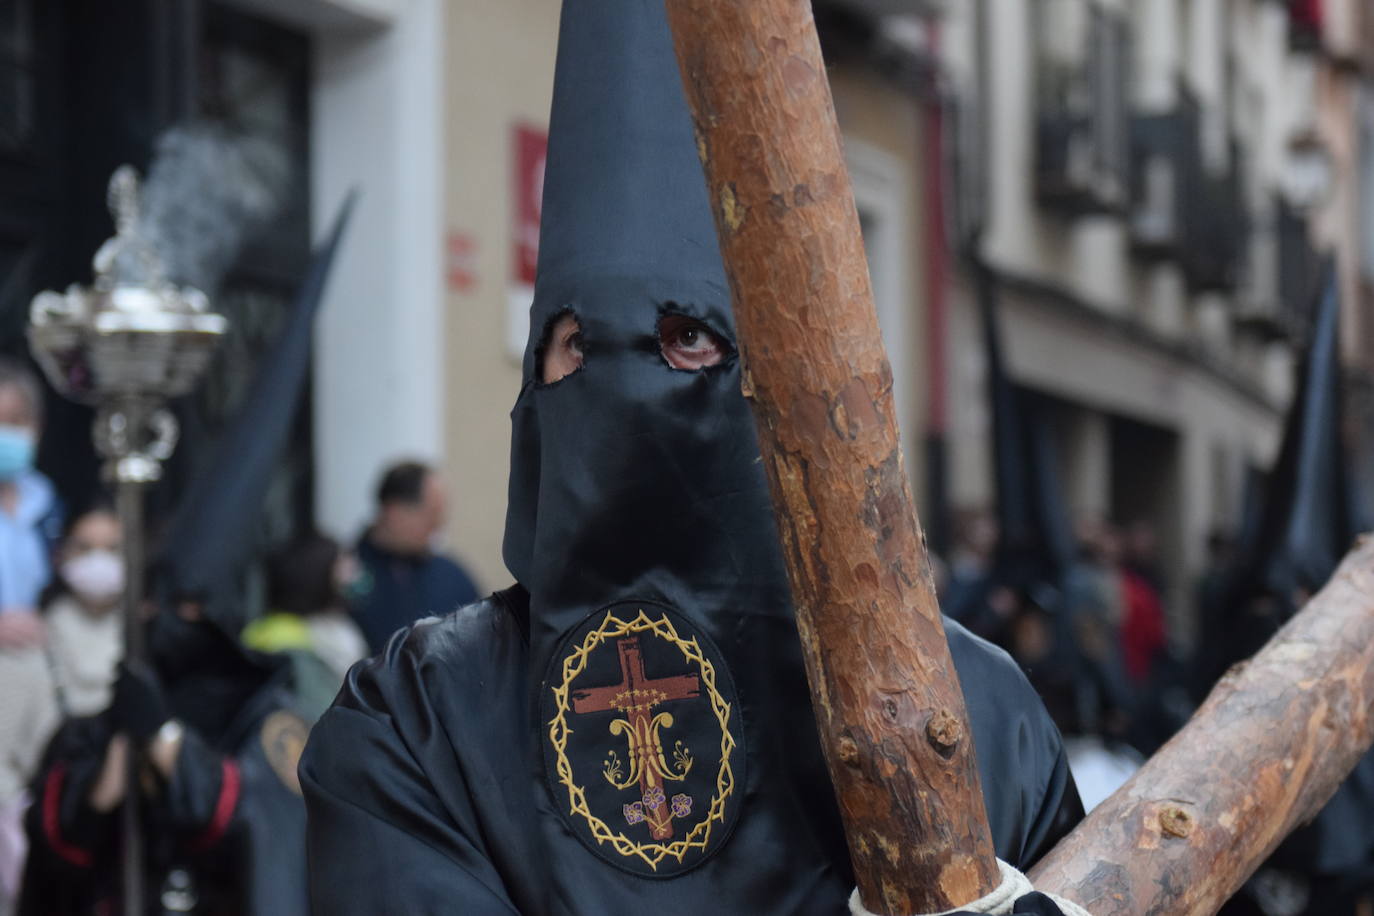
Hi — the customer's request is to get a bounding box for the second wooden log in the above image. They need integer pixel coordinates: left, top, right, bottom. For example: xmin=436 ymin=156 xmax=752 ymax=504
xmin=1031 ymin=535 xmax=1374 ymax=915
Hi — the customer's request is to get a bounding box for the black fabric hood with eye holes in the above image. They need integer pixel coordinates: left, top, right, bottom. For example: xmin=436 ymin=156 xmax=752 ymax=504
xmin=497 ymin=0 xmax=1080 ymax=900
xmin=298 ymin=2 xmax=1078 ymax=913
xmin=501 ymin=0 xmax=821 ymax=885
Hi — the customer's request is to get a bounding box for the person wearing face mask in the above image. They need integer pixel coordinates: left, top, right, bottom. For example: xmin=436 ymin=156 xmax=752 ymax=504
xmin=20 ymin=595 xmax=311 ymax=915
xmin=41 ymin=507 xmax=124 ymax=718
xmin=1 ymin=508 xmax=122 ymax=915
xmin=0 ymin=358 xmax=63 ymax=916
xmin=348 ymin=461 xmax=480 ymax=652
xmin=0 ymin=357 xmax=63 ymax=652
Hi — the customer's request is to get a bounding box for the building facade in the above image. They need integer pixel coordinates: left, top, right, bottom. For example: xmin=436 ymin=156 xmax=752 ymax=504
xmin=241 ymin=0 xmax=1374 ymax=629
xmin=14 ymin=1 xmax=1369 ymax=628
xmin=926 ymin=0 xmax=1370 ymax=646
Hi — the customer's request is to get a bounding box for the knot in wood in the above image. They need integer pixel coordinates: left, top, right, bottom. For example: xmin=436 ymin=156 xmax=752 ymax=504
xmin=837 ymin=736 xmax=861 ymax=768
xmin=926 ymin=709 xmax=962 ymax=758
xmin=719 ymin=183 xmax=745 ymax=232
xmin=1159 ymin=805 xmax=1195 ymax=839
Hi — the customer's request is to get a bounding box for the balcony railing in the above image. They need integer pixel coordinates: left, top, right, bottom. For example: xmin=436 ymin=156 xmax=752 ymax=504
xmin=1034 ymin=4 xmax=1129 ymax=215
xmin=1128 ymin=105 xmax=1198 ymax=256
xmin=1180 ymin=151 xmax=1248 ymax=294
xmin=1277 ymin=196 xmax=1323 ymax=334
xmin=1127 ymin=92 xmax=1248 ymax=293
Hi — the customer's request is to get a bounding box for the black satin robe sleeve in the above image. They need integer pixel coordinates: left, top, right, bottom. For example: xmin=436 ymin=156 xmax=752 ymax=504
xmin=23 ymin=718 xmax=241 ymax=866
xmin=21 ymin=714 xmax=118 ymax=884
xmin=299 ymin=622 xmax=520 ymax=916
xmin=301 ymin=605 xmax=1081 ymax=915
xmin=955 ymin=893 xmax=1075 ymax=916
xmin=164 ymin=729 xmax=238 ymax=837
xmin=22 ymin=699 xmax=310 ymax=916
xmin=944 ymin=618 xmax=1084 ymax=868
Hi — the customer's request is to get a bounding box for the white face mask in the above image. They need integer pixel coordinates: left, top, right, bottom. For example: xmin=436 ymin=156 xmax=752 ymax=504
xmin=62 ymin=549 xmax=124 ymax=605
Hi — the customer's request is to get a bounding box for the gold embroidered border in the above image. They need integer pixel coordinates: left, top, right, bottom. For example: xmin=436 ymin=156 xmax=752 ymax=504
xmin=547 ymin=609 xmax=736 ymax=871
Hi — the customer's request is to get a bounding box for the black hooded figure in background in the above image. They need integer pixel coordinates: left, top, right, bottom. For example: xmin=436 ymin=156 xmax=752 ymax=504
xmin=19 ymin=596 xmax=311 ymax=915
xmin=300 ymin=3 xmax=1082 ymax=913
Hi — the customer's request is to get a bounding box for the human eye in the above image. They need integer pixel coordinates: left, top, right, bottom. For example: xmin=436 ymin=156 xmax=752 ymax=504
xmin=540 ymin=313 xmax=585 ymax=384
xmin=658 ymin=314 xmax=725 ymax=370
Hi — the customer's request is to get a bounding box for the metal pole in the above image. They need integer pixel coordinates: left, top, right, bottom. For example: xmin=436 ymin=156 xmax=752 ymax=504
xmin=116 ymin=430 xmax=148 ymax=916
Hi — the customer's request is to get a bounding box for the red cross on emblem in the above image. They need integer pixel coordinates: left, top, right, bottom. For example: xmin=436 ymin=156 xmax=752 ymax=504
xmin=571 ymin=636 xmax=700 ymax=839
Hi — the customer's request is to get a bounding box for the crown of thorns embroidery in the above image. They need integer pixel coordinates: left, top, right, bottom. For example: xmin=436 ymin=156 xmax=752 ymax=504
xmin=547 ymin=609 xmax=736 ymax=871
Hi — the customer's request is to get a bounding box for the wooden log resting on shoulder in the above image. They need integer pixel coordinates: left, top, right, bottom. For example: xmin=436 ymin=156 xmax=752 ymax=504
xmin=1032 ymin=534 xmax=1374 ymax=915
xmin=665 ymin=3 xmax=1000 ymax=914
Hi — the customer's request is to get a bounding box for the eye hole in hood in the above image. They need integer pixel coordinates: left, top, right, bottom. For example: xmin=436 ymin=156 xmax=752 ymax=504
xmin=658 ymin=312 xmax=730 ymax=371
xmin=538 ymin=310 xmax=585 ymax=386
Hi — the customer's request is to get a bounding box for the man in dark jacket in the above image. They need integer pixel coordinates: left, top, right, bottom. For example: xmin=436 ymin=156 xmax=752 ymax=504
xmin=350 ymin=461 xmax=479 ymax=651
xmin=300 ymin=3 xmax=1082 ymax=913
xmin=20 ymin=599 xmax=310 ymax=915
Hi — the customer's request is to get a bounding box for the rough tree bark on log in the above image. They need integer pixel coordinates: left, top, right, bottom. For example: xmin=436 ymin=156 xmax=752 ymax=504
xmin=665 ymin=3 xmax=1000 ymax=914
xmin=1030 ymin=535 xmax=1374 ymax=915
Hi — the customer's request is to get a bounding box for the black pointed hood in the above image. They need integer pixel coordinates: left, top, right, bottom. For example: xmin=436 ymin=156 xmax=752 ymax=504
xmin=1204 ymin=272 xmax=1374 ymax=878
xmin=502 ymin=0 xmax=767 ymax=615
xmin=499 ymin=0 xmax=848 ymax=887
xmin=976 ymin=264 xmax=1073 ymax=592
xmin=158 ymin=193 xmax=357 ymax=607
xmin=1244 ymin=266 xmax=1352 ymax=600
xmin=1201 ymin=267 xmax=1355 ymax=693
xmin=506 ymin=0 xmax=729 ymax=392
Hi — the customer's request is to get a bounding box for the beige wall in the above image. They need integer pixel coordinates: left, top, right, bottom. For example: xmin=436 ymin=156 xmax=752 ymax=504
xmin=443 ymin=1 xmax=560 ymax=591
xmin=980 ymin=0 xmax=1136 ymax=320
xmin=300 ymin=0 xmax=450 ymax=544
xmin=830 ymin=65 xmax=931 ymax=498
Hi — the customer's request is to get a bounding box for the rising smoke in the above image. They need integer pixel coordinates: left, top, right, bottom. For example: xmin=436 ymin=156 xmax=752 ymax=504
xmin=119 ymin=120 xmax=291 ymax=297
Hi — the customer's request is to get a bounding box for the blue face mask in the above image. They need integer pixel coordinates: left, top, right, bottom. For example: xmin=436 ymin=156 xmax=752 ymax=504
xmin=0 ymin=425 xmax=36 ymax=480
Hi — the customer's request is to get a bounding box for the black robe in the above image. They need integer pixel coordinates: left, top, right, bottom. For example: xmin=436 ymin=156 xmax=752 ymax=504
xmin=301 ymin=585 xmax=1080 ymax=915
xmin=20 ymin=664 xmax=310 ymax=915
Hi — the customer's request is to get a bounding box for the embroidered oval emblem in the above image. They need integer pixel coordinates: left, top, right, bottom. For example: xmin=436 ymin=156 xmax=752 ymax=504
xmin=259 ymin=710 xmax=309 ymax=796
xmin=542 ymin=601 xmax=743 ymax=877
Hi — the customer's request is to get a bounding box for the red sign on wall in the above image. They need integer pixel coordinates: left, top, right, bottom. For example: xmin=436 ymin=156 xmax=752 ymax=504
xmin=512 ymin=124 xmax=547 ymax=287
xmin=446 ymin=231 xmax=477 ymax=293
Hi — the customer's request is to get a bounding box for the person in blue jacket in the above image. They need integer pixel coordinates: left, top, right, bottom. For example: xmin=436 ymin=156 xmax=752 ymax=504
xmin=348 ymin=460 xmax=479 ymax=652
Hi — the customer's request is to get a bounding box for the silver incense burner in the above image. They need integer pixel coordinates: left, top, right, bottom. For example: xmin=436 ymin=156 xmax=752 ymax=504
xmin=27 ymin=165 xmax=228 ymax=916
xmin=29 ymin=165 xmax=227 ymax=484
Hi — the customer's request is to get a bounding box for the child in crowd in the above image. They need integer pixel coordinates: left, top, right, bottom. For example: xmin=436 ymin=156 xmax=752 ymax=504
xmin=242 ymin=531 xmax=368 ymax=721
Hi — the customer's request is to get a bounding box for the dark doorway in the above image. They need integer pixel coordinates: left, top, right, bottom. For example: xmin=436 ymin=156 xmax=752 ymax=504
xmin=1110 ymin=413 xmax=1183 ymax=618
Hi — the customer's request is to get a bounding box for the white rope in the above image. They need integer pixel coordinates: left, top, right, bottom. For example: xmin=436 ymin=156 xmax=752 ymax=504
xmin=848 ymin=859 xmax=1093 ymax=916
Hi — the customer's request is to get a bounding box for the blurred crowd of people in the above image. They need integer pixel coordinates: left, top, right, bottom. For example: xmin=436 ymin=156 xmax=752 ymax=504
xmin=937 ymin=507 xmax=1219 ymax=809
xmin=0 ymin=357 xmax=480 ymax=915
